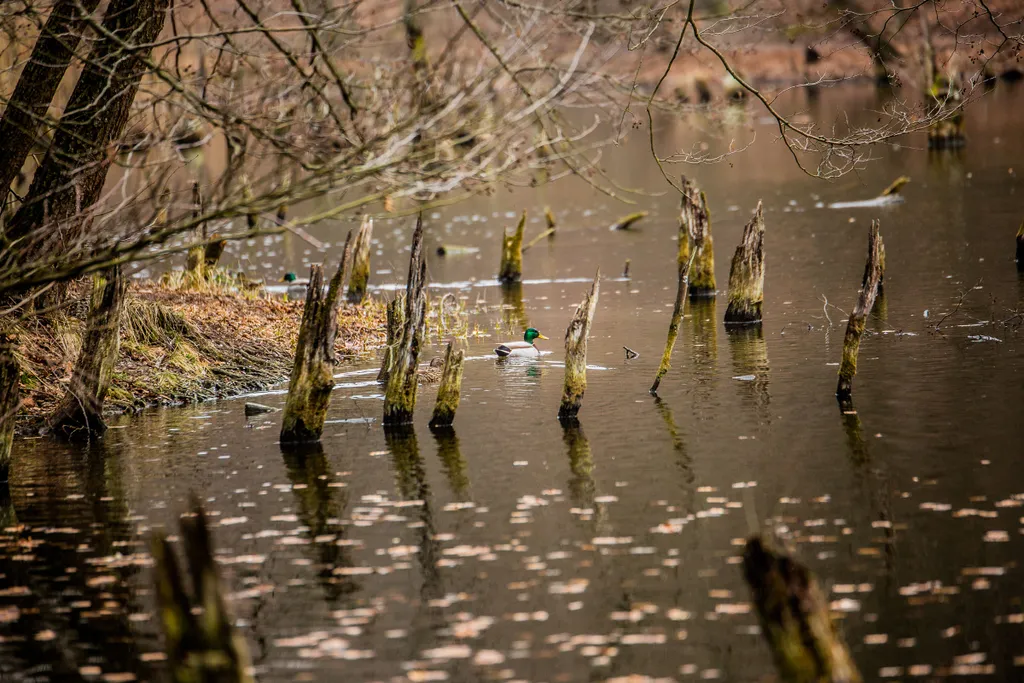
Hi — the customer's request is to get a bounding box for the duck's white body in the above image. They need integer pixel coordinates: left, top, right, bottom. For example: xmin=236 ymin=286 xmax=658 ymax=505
xmin=495 ymin=341 xmax=541 ymax=358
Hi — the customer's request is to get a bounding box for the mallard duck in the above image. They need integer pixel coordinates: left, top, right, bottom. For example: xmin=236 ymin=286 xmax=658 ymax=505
xmin=495 ymin=327 xmax=548 ymax=358
xmin=281 ymin=272 xmax=309 ymax=298
xmin=418 ymin=357 xmax=445 ymax=383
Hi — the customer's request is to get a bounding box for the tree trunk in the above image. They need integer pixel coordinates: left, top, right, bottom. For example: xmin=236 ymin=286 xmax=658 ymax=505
xmin=0 ymin=334 xmax=20 ymax=483
xmin=429 ymin=341 xmax=464 ymax=428
xmin=383 ymin=215 xmax=427 ymax=426
xmin=743 ymin=536 xmax=862 ymax=683
xmin=377 ymin=295 xmax=405 ymax=383
xmin=280 ymin=232 xmax=352 ymax=443
xmin=559 ymin=271 xmax=600 ymax=421
xmin=498 ymin=211 xmax=526 ymax=284
xmin=724 ymin=201 xmax=766 ymax=325
xmin=1016 ymin=219 xmax=1024 ymax=272
xmin=837 ymin=221 xmax=884 ymax=407
xmin=0 ymin=0 xmax=103 ymax=211
xmin=48 ymin=266 xmax=127 ymax=440
xmin=4 ymin=0 xmax=170 ymax=256
xmin=347 ymin=215 xmax=373 ymax=304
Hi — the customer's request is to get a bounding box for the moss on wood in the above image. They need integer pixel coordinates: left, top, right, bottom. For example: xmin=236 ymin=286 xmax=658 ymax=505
xmin=429 ymin=341 xmax=464 ymax=428
xmin=610 ymin=211 xmax=648 ymax=231
xmin=0 ymin=334 xmax=18 ymax=479
xmin=559 ymin=271 xmax=600 ymax=420
xmin=347 ymin=215 xmax=374 ymax=304
xmin=498 ymin=211 xmax=526 ymax=284
xmin=383 ymin=215 xmax=428 ymax=426
xmin=837 ymin=221 xmax=884 ymax=406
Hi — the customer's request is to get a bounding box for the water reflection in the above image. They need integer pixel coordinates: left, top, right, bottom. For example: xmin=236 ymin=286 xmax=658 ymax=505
xmin=429 ymin=426 xmax=470 ymax=499
xmin=0 ymin=441 xmax=154 ymax=681
xmin=726 ymin=326 xmax=770 ymax=422
xmin=687 ymin=298 xmax=718 ymax=416
xmin=279 ymin=442 xmax=357 ymax=603
xmin=560 ymin=423 xmax=608 ymax=531
xmin=653 ymin=398 xmax=696 ymax=513
xmin=500 ymin=281 xmax=528 ymax=332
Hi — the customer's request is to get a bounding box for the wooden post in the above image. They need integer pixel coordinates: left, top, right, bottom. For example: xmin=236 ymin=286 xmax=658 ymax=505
xmin=429 ymin=341 xmax=464 ymax=428
xmin=0 ymin=334 xmax=19 ymax=483
xmin=204 ymin=233 xmax=227 ymax=268
xmin=185 ymin=181 xmax=206 ymax=278
xmin=742 ymin=536 xmax=862 ymax=683
xmin=347 ymin=215 xmax=374 ymax=304
xmin=377 ymin=295 xmax=405 ymax=383
xmin=650 ymin=198 xmax=700 ymax=395
xmin=724 ymin=201 xmax=766 ymax=325
xmin=558 ymin=271 xmax=600 ymax=421
xmin=152 ymin=499 xmax=253 ymax=683
xmin=610 ymin=211 xmax=648 ymax=231
xmin=48 ymin=266 xmax=126 ymax=440
xmin=1016 ymin=219 xmax=1024 ymax=272
xmin=383 ymin=215 xmax=428 ymax=426
xmin=498 ymin=211 xmax=526 ymax=284
xmin=280 ymin=232 xmax=353 ymax=443
xmin=681 ymin=177 xmax=716 ymax=298
xmin=837 ymin=221 xmax=884 ymax=406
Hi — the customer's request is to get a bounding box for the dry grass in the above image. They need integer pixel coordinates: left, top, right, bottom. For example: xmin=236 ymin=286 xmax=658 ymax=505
xmin=13 ymin=282 xmax=386 ymax=426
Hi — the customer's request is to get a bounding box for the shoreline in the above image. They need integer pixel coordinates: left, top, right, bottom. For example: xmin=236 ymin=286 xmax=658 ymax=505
xmin=12 ymin=284 xmax=387 ymax=433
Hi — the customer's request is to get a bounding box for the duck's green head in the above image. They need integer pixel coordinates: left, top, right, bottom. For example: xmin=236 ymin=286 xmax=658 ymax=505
xmin=281 ymin=272 xmax=297 ymax=283
xmin=524 ymin=327 xmax=548 ymax=344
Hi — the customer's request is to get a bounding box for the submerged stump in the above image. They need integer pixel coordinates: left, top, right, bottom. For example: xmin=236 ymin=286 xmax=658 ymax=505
xmin=1016 ymin=219 xmax=1024 ymax=272
xmin=558 ymin=271 xmax=600 ymax=421
xmin=724 ymin=201 xmax=766 ymax=325
xmin=377 ymin=295 xmax=405 ymax=383
xmin=280 ymin=231 xmax=353 ymax=444
xmin=743 ymin=536 xmax=861 ymax=683
xmin=680 ymin=177 xmax=716 ymax=298
xmin=0 ymin=334 xmax=18 ymax=482
xmin=498 ymin=211 xmax=526 ymax=284
xmin=428 ymin=341 xmax=465 ymax=428
xmin=383 ymin=215 xmax=428 ymax=426
xmin=650 ymin=193 xmax=701 ymax=395
xmin=152 ymin=499 xmax=253 ymax=683
xmin=610 ymin=211 xmax=647 ymax=231
xmin=48 ymin=266 xmax=127 ymax=440
xmin=837 ymin=220 xmax=884 ymax=407
xmin=347 ymin=215 xmax=374 ymax=304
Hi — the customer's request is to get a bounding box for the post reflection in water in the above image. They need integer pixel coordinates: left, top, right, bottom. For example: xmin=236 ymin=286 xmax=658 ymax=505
xmin=279 ymin=442 xmax=358 ymax=603
xmin=500 ymin=281 xmax=528 ymax=333
xmin=653 ymin=398 xmax=696 ymax=514
xmin=560 ymin=421 xmax=608 ymax=531
xmin=687 ymin=298 xmax=718 ymax=418
xmin=429 ymin=426 xmax=470 ymax=499
xmin=726 ymin=325 xmax=770 ymax=424
xmin=0 ymin=440 xmax=156 ymax=681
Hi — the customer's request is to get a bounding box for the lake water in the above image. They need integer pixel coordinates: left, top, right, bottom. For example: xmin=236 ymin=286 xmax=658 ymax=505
xmin=3 ymin=84 xmax=1024 ymax=682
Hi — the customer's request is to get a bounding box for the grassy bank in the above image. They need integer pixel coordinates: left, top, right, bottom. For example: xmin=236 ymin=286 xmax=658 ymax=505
xmin=12 ymin=283 xmax=386 ymax=428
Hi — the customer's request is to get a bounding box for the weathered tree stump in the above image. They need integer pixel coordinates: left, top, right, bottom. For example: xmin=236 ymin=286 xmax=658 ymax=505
xmin=204 ymin=233 xmax=227 ymax=268
xmin=280 ymin=232 xmax=353 ymax=443
xmin=837 ymin=221 xmax=884 ymax=407
xmin=681 ymin=177 xmax=716 ymax=298
xmin=1016 ymin=219 xmax=1024 ymax=272
xmin=927 ymin=72 xmax=965 ymax=149
xmin=498 ymin=211 xmax=526 ymax=284
xmin=743 ymin=536 xmax=861 ymax=683
xmin=152 ymin=499 xmax=253 ymax=683
xmin=879 ymin=175 xmax=909 ymax=198
xmin=724 ymin=201 xmax=766 ymax=325
xmin=610 ymin=211 xmax=647 ymax=231
xmin=559 ymin=271 xmax=600 ymax=420
xmin=347 ymin=215 xmax=374 ymax=304
xmin=48 ymin=267 xmax=127 ymax=440
xmin=650 ymin=198 xmax=700 ymax=395
xmin=383 ymin=215 xmax=428 ymax=426
xmin=377 ymin=295 xmax=405 ymax=383
xmin=0 ymin=334 xmax=19 ymax=482
xmin=429 ymin=341 xmax=465 ymax=428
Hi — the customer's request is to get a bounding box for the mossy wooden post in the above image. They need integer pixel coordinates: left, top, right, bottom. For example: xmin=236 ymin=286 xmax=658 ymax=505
xmin=383 ymin=215 xmax=428 ymax=426
xmin=1016 ymin=219 xmax=1024 ymax=272
xmin=429 ymin=341 xmax=464 ymax=428
xmin=498 ymin=211 xmax=526 ymax=284
xmin=650 ymin=196 xmax=701 ymax=395
xmin=545 ymin=207 xmax=556 ymax=231
xmin=185 ymin=181 xmax=206 ymax=278
xmin=743 ymin=536 xmax=861 ymax=683
xmin=347 ymin=215 xmax=374 ymax=304
xmin=724 ymin=201 xmax=766 ymax=325
xmin=280 ymin=232 xmax=353 ymax=443
xmin=837 ymin=221 xmax=884 ymax=407
xmin=377 ymin=295 xmax=405 ymax=383
xmin=558 ymin=271 xmax=600 ymax=421
xmin=0 ymin=334 xmax=19 ymax=483
xmin=48 ymin=266 xmax=126 ymax=440
xmin=681 ymin=177 xmax=716 ymax=298
xmin=152 ymin=499 xmax=253 ymax=683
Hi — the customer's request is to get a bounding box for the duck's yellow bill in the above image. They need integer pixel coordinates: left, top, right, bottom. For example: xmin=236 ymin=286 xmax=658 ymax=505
xmin=537 ymin=333 xmax=549 ymax=340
